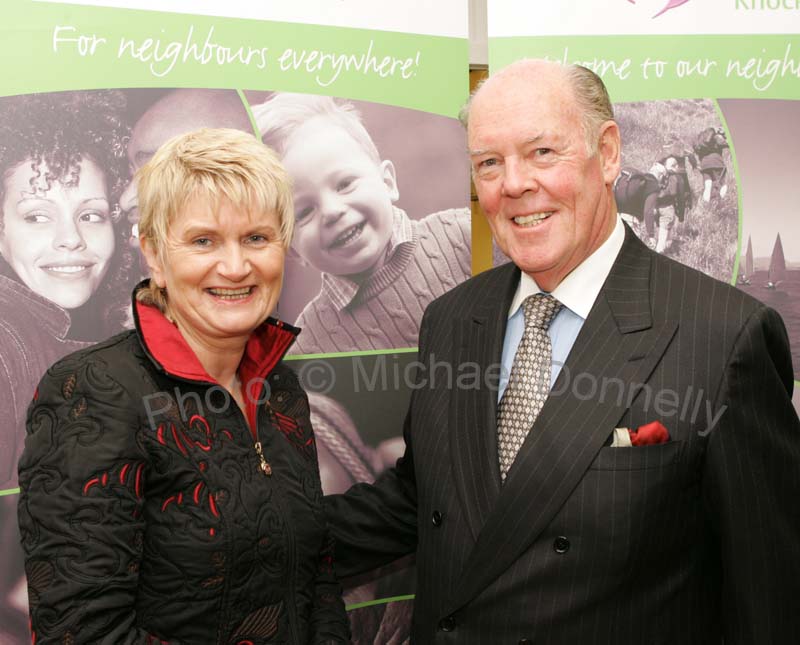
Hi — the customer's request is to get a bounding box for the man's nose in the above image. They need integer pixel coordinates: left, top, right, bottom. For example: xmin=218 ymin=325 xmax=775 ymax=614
xmin=120 ymin=181 xmax=137 ymax=220
xmin=501 ymin=156 xmax=538 ymax=198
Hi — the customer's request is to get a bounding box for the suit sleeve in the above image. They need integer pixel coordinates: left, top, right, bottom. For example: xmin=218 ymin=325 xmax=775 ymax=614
xmin=322 ymin=312 xmax=430 ymax=578
xmin=297 ymin=391 xmax=351 ymax=643
xmin=17 ymin=357 xmax=184 ymax=645
xmin=702 ymin=305 xmax=800 ymax=643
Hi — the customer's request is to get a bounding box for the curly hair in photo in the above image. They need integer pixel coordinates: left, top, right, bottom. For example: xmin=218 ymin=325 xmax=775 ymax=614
xmin=0 ymin=90 xmax=133 ymax=336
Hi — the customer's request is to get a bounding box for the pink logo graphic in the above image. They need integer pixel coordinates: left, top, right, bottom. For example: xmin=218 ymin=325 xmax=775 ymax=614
xmin=627 ymin=0 xmax=690 ymax=18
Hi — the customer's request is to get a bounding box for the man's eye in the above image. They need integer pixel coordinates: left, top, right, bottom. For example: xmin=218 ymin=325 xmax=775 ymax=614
xmin=247 ymin=234 xmax=267 ymax=244
xmin=535 ymin=148 xmax=553 ymax=156
xmin=193 ymin=237 xmax=212 ymax=247
xmin=479 ymin=158 xmax=498 ymax=168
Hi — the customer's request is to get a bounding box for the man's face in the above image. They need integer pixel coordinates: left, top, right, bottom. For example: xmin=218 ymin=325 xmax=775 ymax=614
xmin=120 ymin=91 xmax=251 ymax=247
xmin=468 ymin=65 xmax=620 ymax=291
xmin=120 ymin=106 xmax=193 ymax=247
xmin=280 ymin=118 xmax=397 ymax=277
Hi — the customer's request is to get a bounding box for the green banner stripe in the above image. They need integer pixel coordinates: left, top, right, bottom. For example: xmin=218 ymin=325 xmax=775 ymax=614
xmin=3 ymin=0 xmax=466 ymax=116
xmin=490 ymin=34 xmax=800 ymax=101
xmin=346 ymin=594 xmax=415 ymax=611
xmin=283 ymin=347 xmax=418 ymax=361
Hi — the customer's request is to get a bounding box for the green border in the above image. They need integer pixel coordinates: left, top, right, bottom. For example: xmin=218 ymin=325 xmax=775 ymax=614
xmin=284 ymin=347 xmax=418 ymax=361
xmin=0 ymin=487 xmax=19 ymax=497
xmin=346 ymin=594 xmax=414 ymax=611
xmin=237 ymin=88 xmax=260 ymax=137
xmin=489 ymin=34 xmax=800 ymax=101
xmin=712 ymin=98 xmax=743 ymax=287
xmin=2 ymin=0 xmax=467 ymax=117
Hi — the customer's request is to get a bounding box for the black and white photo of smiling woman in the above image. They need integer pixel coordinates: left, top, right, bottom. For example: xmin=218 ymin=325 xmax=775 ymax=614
xmin=0 ymin=90 xmax=132 ymax=489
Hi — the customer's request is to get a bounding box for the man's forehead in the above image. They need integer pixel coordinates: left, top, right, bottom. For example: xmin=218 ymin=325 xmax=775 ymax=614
xmin=128 ymin=90 xmax=251 ymax=161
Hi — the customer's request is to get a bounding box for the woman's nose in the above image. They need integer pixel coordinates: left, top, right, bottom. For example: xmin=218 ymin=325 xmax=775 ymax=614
xmin=53 ymin=218 xmax=86 ymax=251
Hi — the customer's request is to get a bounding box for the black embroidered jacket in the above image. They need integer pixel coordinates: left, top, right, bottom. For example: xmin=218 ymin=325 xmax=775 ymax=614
xmin=18 ymin=293 xmax=349 ymax=644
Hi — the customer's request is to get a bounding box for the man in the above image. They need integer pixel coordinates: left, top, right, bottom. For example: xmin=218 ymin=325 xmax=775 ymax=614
xmin=120 ymin=88 xmax=253 ymax=246
xmin=615 ymin=163 xmax=678 ymax=253
xmin=325 ymin=59 xmax=800 ymax=643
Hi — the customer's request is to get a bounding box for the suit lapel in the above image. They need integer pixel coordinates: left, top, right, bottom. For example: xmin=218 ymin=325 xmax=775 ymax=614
xmin=449 ymin=262 xmax=519 ymax=541
xmin=447 ymin=230 xmax=680 ymax=614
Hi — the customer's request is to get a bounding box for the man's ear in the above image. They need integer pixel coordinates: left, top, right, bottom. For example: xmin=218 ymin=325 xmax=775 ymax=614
xmin=380 ymin=160 xmax=400 ymax=202
xmin=598 ymin=120 xmax=622 ymax=185
xmin=139 ymin=237 xmax=166 ymax=288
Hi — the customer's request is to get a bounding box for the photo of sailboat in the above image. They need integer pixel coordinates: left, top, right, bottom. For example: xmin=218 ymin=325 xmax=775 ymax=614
xmin=738 ymin=236 xmax=753 ymax=285
xmin=722 ymin=98 xmax=800 ymax=381
xmin=765 ymin=234 xmax=786 ymax=290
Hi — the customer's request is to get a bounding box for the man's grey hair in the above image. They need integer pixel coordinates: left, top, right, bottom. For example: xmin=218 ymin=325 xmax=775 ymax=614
xmin=460 ymin=62 xmax=615 ymax=154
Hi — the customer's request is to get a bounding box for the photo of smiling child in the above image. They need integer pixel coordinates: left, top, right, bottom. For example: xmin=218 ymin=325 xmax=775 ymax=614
xmin=0 ymin=90 xmax=133 ymax=489
xmin=253 ymin=93 xmax=471 ymax=355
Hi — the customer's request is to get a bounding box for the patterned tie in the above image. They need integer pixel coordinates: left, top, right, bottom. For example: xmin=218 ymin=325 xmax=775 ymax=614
xmin=497 ymin=293 xmax=563 ymax=481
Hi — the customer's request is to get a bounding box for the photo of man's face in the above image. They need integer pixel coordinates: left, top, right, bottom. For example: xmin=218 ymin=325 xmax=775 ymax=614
xmin=119 ymin=89 xmax=254 ymax=247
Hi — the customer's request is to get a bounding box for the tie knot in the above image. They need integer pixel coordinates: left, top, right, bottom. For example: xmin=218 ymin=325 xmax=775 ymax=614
xmin=522 ymin=293 xmax=562 ymax=331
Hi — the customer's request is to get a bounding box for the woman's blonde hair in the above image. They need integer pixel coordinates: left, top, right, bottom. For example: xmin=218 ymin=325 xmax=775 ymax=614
xmin=135 ymin=127 xmax=293 ymax=312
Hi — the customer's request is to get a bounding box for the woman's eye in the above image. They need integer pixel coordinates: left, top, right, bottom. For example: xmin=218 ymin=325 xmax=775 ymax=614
xmin=22 ymin=212 xmax=50 ymax=224
xmin=535 ymin=148 xmax=553 ymax=156
xmin=247 ymin=234 xmax=268 ymax=244
xmin=78 ymin=210 xmax=108 ymax=223
xmin=193 ymin=237 xmax=212 ymax=247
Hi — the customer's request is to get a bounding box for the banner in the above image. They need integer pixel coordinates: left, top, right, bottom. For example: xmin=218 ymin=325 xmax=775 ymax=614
xmin=489 ymin=0 xmax=800 ymax=401
xmin=0 ymin=1 xmax=470 ymax=642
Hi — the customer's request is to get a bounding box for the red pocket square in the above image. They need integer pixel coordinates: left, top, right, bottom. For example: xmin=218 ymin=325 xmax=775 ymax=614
xmin=629 ymin=421 xmax=670 ymax=446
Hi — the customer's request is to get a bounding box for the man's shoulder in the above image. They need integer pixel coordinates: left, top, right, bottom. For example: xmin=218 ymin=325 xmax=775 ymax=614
xmin=648 ymin=246 xmax=765 ymax=320
xmin=425 ymin=261 xmax=517 ymax=320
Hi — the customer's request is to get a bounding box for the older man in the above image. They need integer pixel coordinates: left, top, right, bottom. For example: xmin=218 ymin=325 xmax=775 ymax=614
xmin=325 ymin=59 xmax=800 ymax=643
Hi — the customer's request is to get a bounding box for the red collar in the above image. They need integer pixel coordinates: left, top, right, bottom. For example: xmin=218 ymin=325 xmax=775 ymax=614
xmin=132 ymin=282 xmax=299 ymax=431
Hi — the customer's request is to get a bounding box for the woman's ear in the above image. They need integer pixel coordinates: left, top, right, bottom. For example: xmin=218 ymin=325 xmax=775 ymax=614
xmin=139 ymin=237 xmax=166 ymax=288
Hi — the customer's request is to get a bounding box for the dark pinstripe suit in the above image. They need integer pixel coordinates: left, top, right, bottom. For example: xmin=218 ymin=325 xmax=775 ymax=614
xmin=326 ymin=226 xmax=800 ymax=644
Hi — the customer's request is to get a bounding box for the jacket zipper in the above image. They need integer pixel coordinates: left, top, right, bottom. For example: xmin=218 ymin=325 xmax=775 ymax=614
xmin=255 ymin=402 xmax=300 ymax=644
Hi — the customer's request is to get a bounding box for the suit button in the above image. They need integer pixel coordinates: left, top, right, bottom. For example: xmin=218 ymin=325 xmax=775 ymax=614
xmin=431 ymin=510 xmax=443 ymax=527
xmin=553 ymin=536 xmax=570 ymax=554
xmin=438 ymin=615 xmax=456 ymax=632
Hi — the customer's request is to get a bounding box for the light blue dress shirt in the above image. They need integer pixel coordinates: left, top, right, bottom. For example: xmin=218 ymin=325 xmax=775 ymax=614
xmin=497 ymin=217 xmax=626 ymax=402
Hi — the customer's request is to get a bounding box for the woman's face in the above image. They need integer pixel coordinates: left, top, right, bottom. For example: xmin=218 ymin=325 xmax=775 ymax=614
xmin=142 ymin=194 xmax=285 ymax=347
xmin=0 ymin=158 xmax=115 ymax=309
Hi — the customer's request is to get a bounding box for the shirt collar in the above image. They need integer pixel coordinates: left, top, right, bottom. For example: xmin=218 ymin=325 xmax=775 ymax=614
xmin=508 ymin=216 xmax=625 ymax=320
xmin=322 ymin=206 xmax=414 ymax=310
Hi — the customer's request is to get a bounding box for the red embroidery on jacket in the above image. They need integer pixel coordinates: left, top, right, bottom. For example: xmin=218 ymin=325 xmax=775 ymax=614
xmin=188 ymin=414 xmax=212 ymax=452
xmin=209 ymin=493 xmax=219 ymax=518
xmin=135 ymin=463 xmax=144 ymax=498
xmin=83 ymin=477 xmax=100 ymax=496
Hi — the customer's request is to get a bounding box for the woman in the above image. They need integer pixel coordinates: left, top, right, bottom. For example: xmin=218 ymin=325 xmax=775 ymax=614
xmin=0 ymin=90 xmax=132 ymax=488
xmin=17 ymin=128 xmax=349 ymax=643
